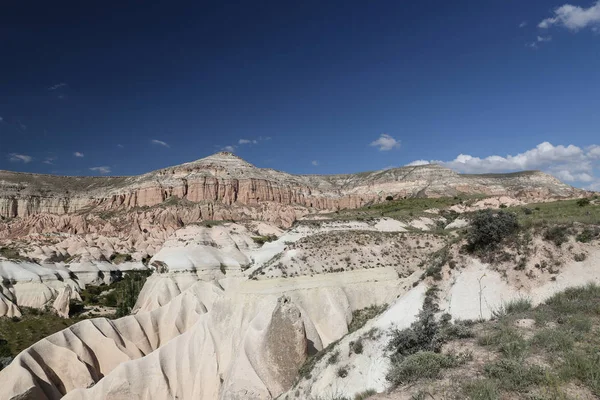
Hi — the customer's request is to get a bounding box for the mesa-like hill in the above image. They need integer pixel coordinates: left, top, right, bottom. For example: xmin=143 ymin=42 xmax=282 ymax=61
xmin=0 ymin=151 xmax=581 ymax=227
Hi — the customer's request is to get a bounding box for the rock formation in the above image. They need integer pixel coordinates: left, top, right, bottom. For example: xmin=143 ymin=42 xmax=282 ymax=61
xmin=0 ymin=152 xmax=580 ymax=231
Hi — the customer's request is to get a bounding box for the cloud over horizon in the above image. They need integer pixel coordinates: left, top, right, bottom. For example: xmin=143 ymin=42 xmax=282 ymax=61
xmin=89 ymin=166 xmax=111 ymax=174
xmin=406 ymin=142 xmax=600 ymax=190
xmin=370 ymin=134 xmax=401 ymax=151
xmin=9 ymin=153 xmax=32 ymax=163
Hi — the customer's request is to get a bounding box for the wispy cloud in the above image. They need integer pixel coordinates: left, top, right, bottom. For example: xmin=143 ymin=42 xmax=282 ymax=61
xmin=369 ymin=134 xmax=401 ymax=151
xmin=151 ymin=139 xmax=170 ymax=148
xmin=519 ymin=21 xmax=528 ymax=28
xmin=406 ymin=142 xmax=600 ymax=189
xmin=48 ymin=82 xmax=68 ymax=91
xmin=222 ymin=145 xmax=236 ymax=152
xmin=117 ymin=144 xmax=124 ymax=149
xmin=0 ymin=116 xmax=3 ymax=123
xmin=73 ymin=151 xmax=84 ymax=158
xmin=238 ymin=139 xmax=259 ymax=145
xmin=9 ymin=153 xmax=32 ymax=163
xmin=311 ymin=160 xmax=319 ymax=166
xmin=17 ymin=119 xmax=26 ymax=131
xmin=43 ymin=156 xmax=57 ymax=165
xmin=89 ymin=166 xmax=111 ymax=174
xmin=527 ymin=35 xmax=552 ymax=49
xmin=539 ymin=1 xmax=600 ymax=31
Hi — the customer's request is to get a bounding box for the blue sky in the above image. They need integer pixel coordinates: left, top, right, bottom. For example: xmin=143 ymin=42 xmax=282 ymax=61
xmin=1 ymin=1 xmax=599 ymax=189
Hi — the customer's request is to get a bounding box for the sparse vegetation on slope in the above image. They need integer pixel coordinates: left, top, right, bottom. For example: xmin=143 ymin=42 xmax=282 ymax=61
xmin=384 ymin=284 xmax=600 ymax=399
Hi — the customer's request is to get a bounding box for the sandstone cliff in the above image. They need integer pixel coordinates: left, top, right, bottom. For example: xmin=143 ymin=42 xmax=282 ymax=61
xmin=0 ymin=152 xmax=580 ymax=230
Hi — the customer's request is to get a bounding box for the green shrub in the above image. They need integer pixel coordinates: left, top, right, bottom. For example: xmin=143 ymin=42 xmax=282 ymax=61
xmin=576 ymin=227 xmax=599 ymax=243
xmin=109 ymin=253 xmax=132 ymax=265
xmin=353 ymin=337 xmax=366 ymax=353
xmin=348 ymin=304 xmax=387 ymax=333
xmin=576 ymin=198 xmax=591 ymax=207
xmin=543 ymin=226 xmax=570 ymax=246
xmin=336 ymin=365 xmax=349 ymax=378
xmin=467 ymin=210 xmax=519 ymax=252
xmin=354 ymin=389 xmax=377 ymax=400
xmin=252 ymin=235 xmax=278 ymax=245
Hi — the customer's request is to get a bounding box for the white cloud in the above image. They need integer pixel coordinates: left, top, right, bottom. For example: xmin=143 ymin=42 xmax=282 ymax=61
xmin=539 ymin=1 xmax=600 ymax=31
xmin=519 ymin=21 xmax=528 ymax=28
xmin=117 ymin=144 xmax=124 ymax=149
xmin=406 ymin=142 xmax=600 ymax=185
xmin=311 ymin=160 xmax=319 ymax=166
xmin=48 ymin=82 xmax=67 ymax=90
xmin=151 ymin=139 xmax=170 ymax=148
xmin=370 ymin=134 xmax=401 ymax=151
xmin=537 ymin=35 xmax=552 ymax=42
xmin=238 ymin=138 xmax=260 ymax=145
xmin=9 ymin=153 xmax=32 ymax=163
xmin=406 ymin=160 xmax=430 ymax=166
xmin=73 ymin=151 xmax=84 ymax=158
xmin=0 ymin=116 xmax=3 ymax=122
xmin=222 ymin=145 xmax=236 ymax=152
xmin=89 ymin=166 xmax=111 ymax=174
xmin=43 ymin=156 xmax=57 ymax=165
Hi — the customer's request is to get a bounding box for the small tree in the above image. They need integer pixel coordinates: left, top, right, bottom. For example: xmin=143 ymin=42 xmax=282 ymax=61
xmin=467 ymin=209 xmax=519 ymax=252
xmin=577 ymin=198 xmax=591 ymax=207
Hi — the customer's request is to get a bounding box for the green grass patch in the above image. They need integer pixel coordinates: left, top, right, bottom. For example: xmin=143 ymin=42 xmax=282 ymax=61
xmin=348 ymin=304 xmax=387 ymax=333
xmin=387 ymin=351 xmax=469 ymax=385
xmin=462 ymin=379 xmax=500 ymax=400
xmin=483 ymin=359 xmax=551 ymax=392
xmin=0 ymin=308 xmax=85 ymax=358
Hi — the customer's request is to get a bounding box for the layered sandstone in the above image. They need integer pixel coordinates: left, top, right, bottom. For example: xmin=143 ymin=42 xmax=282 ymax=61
xmin=0 ymin=152 xmax=580 ymax=229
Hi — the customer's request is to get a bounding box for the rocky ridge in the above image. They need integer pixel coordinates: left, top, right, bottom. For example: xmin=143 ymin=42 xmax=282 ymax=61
xmin=0 ymin=152 xmax=580 ymax=229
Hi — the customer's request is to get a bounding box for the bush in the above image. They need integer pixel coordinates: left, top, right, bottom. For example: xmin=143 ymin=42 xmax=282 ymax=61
xmin=109 ymin=253 xmax=132 ymax=265
xmin=576 ymin=227 xmax=599 ymax=243
xmin=348 ymin=304 xmax=387 ymax=333
xmin=467 ymin=210 xmax=519 ymax=252
xmin=576 ymin=198 xmax=591 ymax=207
xmin=252 ymin=235 xmax=277 ymax=245
xmin=385 ymin=196 xmax=394 ymax=201
xmin=336 ymin=366 xmax=349 ymax=378
xmin=544 ymin=226 xmax=570 ymax=246
xmin=354 ymin=389 xmax=377 ymax=400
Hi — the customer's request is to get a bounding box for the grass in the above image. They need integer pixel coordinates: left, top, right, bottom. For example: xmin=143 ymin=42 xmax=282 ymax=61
xmin=492 ymin=297 xmax=533 ymax=319
xmin=0 ymin=247 xmax=34 ymax=263
xmin=326 ymin=196 xmax=483 ymax=223
xmin=513 ymin=198 xmax=600 ymax=227
xmin=348 ymin=304 xmax=387 ymax=333
xmin=387 ymin=351 xmax=469 ymax=385
xmin=0 ymin=308 xmax=85 ymax=359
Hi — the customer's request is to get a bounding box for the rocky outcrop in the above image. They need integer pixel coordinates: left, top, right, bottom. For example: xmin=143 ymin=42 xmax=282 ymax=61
xmin=0 ymin=152 xmax=581 ymax=230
